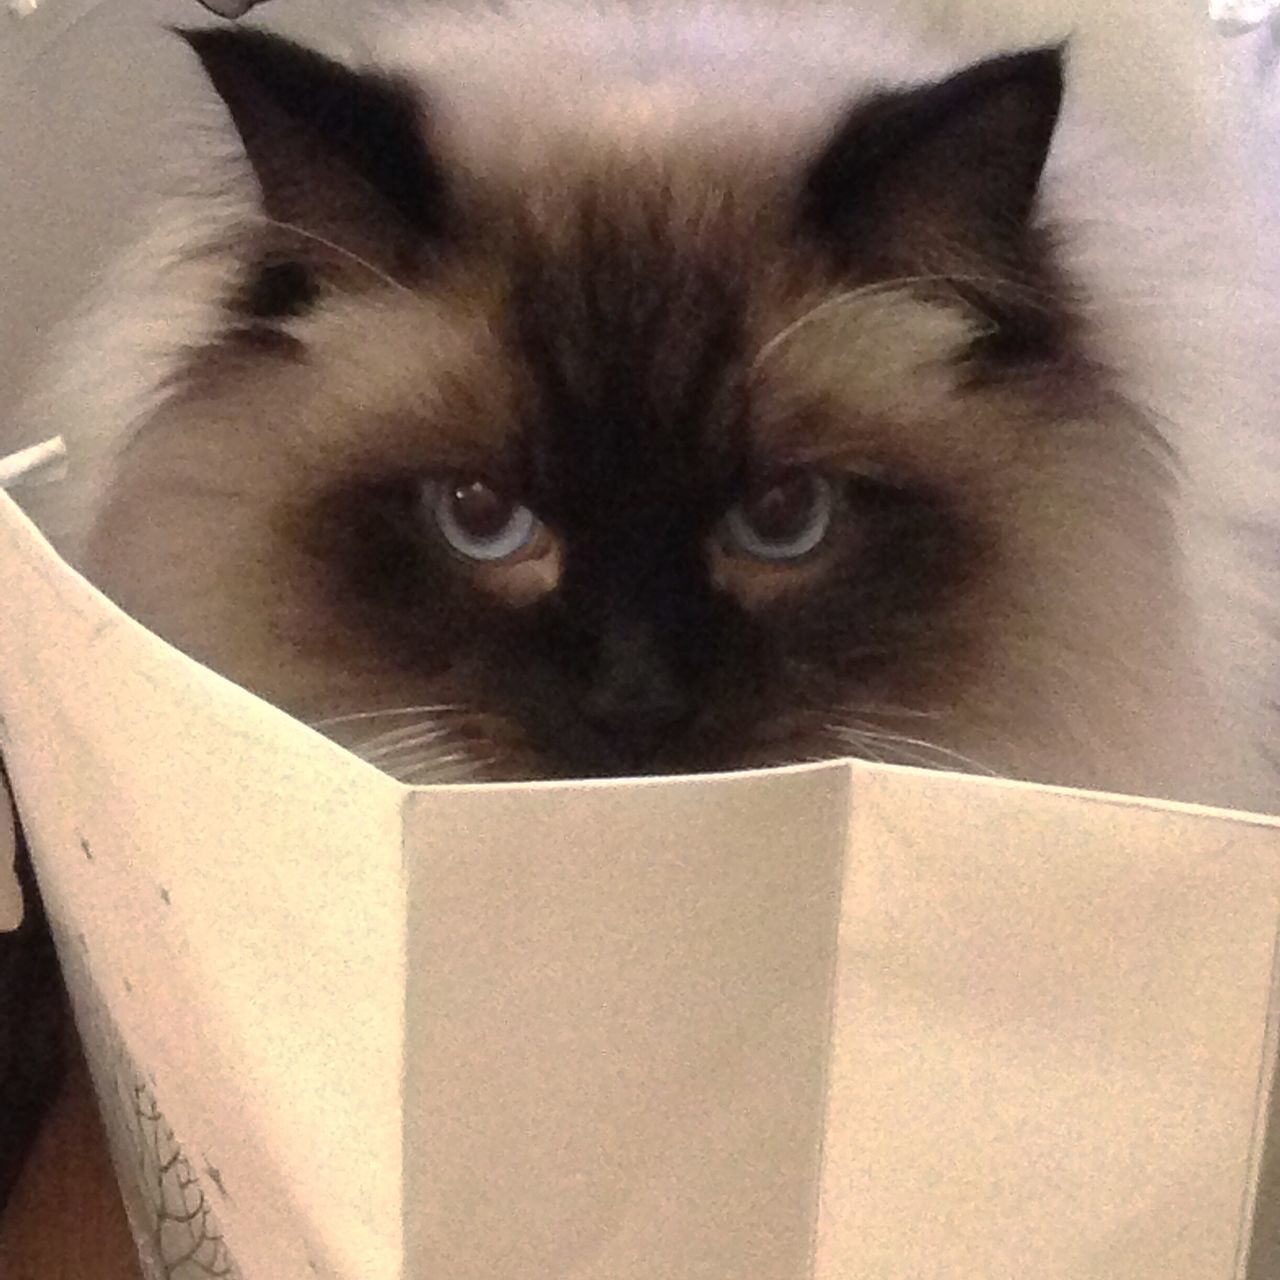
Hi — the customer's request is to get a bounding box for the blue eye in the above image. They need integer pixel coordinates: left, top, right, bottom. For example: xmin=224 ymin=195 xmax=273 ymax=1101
xmin=723 ymin=470 xmax=835 ymax=561
xmin=426 ymin=479 xmax=539 ymax=562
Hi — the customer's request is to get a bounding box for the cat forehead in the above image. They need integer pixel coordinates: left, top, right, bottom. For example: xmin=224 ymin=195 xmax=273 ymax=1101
xmin=296 ymin=253 xmax=979 ymax=494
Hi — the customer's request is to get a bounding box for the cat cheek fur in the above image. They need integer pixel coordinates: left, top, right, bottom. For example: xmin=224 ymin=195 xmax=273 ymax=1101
xmin=19 ymin=2 xmax=1280 ymax=808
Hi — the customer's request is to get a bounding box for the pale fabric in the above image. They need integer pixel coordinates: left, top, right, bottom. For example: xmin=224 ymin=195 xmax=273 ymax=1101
xmin=1212 ymin=0 xmax=1280 ymax=34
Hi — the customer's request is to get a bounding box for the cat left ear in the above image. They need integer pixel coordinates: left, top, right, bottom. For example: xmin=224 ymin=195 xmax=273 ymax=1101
xmin=803 ymin=45 xmax=1065 ymax=261
xmin=176 ymin=27 xmax=447 ymax=243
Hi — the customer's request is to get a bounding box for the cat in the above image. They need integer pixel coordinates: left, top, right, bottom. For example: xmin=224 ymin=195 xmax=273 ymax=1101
xmin=14 ymin=0 xmax=1280 ymax=808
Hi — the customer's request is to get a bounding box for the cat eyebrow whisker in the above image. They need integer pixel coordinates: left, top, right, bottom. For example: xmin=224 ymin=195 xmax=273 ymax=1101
xmin=752 ymin=281 xmax=930 ymax=370
xmin=248 ymin=215 xmax=417 ymax=299
xmin=750 ymin=272 xmax=1055 ymax=371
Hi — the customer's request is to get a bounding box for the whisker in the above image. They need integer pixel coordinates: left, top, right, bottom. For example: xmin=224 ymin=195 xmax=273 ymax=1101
xmin=856 ymin=730 xmax=997 ymax=776
xmin=309 ymin=704 xmax=464 ymax=731
xmin=819 ymin=723 xmax=886 ymax=766
xmin=249 ymin=216 xmax=416 ymax=298
xmin=358 ymin=728 xmax=455 ymax=766
xmin=371 ymin=753 xmax=456 ymax=784
xmin=843 ymin=703 xmax=945 ymax=722
xmin=358 ymin=718 xmax=455 ymax=747
xmin=854 ymin=741 xmax=889 ymax=766
xmin=824 ymin=720 xmax=998 ymax=777
xmin=394 ymin=750 xmax=489 ymax=785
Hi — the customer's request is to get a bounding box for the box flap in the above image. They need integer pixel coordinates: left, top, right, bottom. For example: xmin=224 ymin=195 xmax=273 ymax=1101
xmin=816 ymin=767 xmax=1280 ymax=1279
xmin=0 ymin=489 xmax=407 ymax=1280
xmin=402 ymin=767 xmax=849 ymax=1279
xmin=3 ymin=472 xmax=1279 ymax=1280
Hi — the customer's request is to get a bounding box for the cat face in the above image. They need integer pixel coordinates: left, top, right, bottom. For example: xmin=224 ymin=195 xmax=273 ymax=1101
xmin=85 ymin=24 xmax=1180 ymax=785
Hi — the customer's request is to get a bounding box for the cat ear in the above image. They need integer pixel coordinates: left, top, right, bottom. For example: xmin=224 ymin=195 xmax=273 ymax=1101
xmin=176 ymin=27 xmax=447 ymax=243
xmin=803 ymin=46 xmax=1065 ymax=262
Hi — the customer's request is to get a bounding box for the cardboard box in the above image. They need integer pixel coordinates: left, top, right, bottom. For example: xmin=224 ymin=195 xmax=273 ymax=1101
xmin=4 ymin=2 xmax=1280 ymax=1276
xmin=2 ymin=474 xmax=1279 ymax=1279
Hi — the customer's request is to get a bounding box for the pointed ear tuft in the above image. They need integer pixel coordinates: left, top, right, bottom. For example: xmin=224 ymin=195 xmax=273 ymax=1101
xmin=175 ymin=26 xmax=446 ymax=241
xmin=803 ymin=44 xmax=1066 ymax=257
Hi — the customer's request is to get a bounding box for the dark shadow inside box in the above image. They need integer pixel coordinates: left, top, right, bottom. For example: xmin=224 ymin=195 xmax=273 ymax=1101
xmin=0 ymin=767 xmax=68 ymax=1216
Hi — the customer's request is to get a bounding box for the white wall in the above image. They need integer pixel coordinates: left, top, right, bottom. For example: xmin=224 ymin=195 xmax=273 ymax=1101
xmin=0 ymin=0 xmax=344 ymax=450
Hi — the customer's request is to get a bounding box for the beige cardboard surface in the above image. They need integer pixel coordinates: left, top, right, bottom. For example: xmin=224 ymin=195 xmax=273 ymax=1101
xmin=0 ymin=487 xmax=407 ymax=1280
xmin=819 ymin=771 xmax=1280 ymax=1279
xmin=3 ymin=4 xmax=1280 ymax=1277
xmin=403 ymin=769 xmax=849 ymax=1279
xmin=2 ymin=474 xmax=1280 ymax=1280
xmin=0 ymin=437 xmax=67 ymax=929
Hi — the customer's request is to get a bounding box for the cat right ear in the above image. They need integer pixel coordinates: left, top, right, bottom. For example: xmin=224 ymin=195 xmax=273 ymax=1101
xmin=802 ymin=46 xmax=1065 ymax=265
xmin=176 ymin=27 xmax=448 ymax=247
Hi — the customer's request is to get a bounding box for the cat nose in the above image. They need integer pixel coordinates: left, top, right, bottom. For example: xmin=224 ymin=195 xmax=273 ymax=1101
xmin=585 ymin=678 xmax=690 ymax=739
xmin=582 ymin=624 xmax=693 ymax=761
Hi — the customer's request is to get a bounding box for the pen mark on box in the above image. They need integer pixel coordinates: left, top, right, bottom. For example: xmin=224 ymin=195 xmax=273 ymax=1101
xmin=159 ymin=884 xmax=171 ymax=905
xmin=44 ymin=911 xmax=246 ymax=1279
xmin=203 ymin=1163 xmax=230 ymax=1200
xmin=70 ymin=969 xmax=244 ymax=1279
xmin=79 ymin=834 xmax=94 ymax=862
